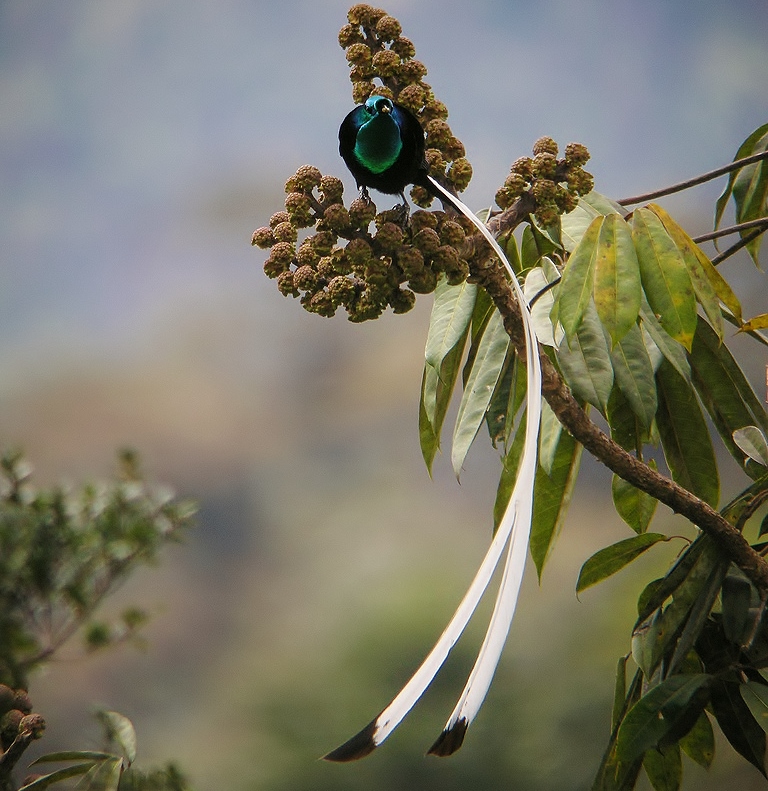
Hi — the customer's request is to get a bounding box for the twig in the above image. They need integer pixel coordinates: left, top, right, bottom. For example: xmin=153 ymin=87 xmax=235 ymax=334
xmin=693 ymin=217 xmax=768 ymax=243
xmin=617 ymin=150 xmax=768 ymax=207
xmin=711 ymin=226 xmax=766 ymax=266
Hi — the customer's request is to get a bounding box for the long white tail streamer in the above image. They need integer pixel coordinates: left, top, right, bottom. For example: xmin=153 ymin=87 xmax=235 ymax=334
xmin=324 ymin=179 xmax=542 ymax=761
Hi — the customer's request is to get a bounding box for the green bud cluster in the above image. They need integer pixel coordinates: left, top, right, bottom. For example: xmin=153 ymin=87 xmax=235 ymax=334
xmin=494 ymin=137 xmax=594 ymax=227
xmin=254 ymin=165 xmax=474 ymax=322
xmin=339 ymin=5 xmax=472 ymax=206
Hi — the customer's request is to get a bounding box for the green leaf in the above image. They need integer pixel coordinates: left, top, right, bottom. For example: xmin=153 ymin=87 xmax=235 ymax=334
xmin=655 ymin=358 xmax=720 ymax=507
xmin=577 ymin=533 xmax=670 ymax=593
xmin=424 ymin=278 xmax=477 ymax=371
xmin=557 ymin=300 xmax=614 ymax=412
xmin=419 ymin=341 xmax=465 ymax=473
xmin=632 ymin=208 xmax=697 ymax=351
xmin=581 ymin=190 xmax=627 ymax=217
xmin=97 ymin=710 xmax=137 ymax=766
xmin=679 ymin=711 xmax=715 ymax=769
xmin=538 ymin=400 xmax=562 ymax=476
xmin=639 ymin=303 xmax=691 ymax=383
xmin=606 ymin=385 xmax=646 ymax=453
xmin=557 ymin=214 xmax=603 ymax=339
xmin=643 ymin=743 xmax=681 ymax=791
xmin=649 ymin=203 xmax=725 ymax=339
xmin=452 ymin=308 xmax=509 ymax=477
xmin=493 ymin=409 xmax=527 ymax=529
xmin=560 ymin=198 xmax=601 ymax=253
xmin=524 ymin=258 xmax=563 ymax=347
xmin=530 ymin=422 xmax=583 ymax=578
xmin=613 ymin=656 xmax=628 ymax=731
xmin=30 ymin=753 xmax=116 ymax=765
xmin=612 ymin=464 xmax=658 ymax=534
xmin=722 ymin=573 xmax=754 ymax=645
xmin=715 ymin=124 xmax=768 ymax=233
xmin=710 ymin=679 xmax=767 ymax=777
xmin=615 ymin=674 xmax=712 ymax=764
xmin=731 ymin=131 xmax=768 ymax=266
xmin=734 ymin=426 xmax=768 ymax=467
xmin=689 ymin=318 xmax=768 ymax=476
xmin=742 ymin=682 xmax=768 ymax=734
xmin=594 ymin=214 xmax=642 ymax=347
xmin=611 ymin=323 xmax=657 ymax=430
xmin=19 ymin=763 xmax=97 ymax=790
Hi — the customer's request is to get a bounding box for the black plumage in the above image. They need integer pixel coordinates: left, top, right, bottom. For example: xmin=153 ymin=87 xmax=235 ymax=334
xmin=338 ymin=95 xmax=459 ymax=210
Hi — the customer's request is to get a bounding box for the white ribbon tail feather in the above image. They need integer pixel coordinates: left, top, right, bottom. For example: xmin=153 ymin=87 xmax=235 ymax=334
xmin=323 ymin=178 xmax=542 ymax=761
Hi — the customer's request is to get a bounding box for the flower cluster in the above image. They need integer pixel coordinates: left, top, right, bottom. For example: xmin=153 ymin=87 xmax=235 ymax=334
xmin=340 ymin=4 xmax=472 ymax=206
xmin=253 ymin=165 xmax=475 ymax=322
xmin=495 ymin=137 xmax=594 ymax=226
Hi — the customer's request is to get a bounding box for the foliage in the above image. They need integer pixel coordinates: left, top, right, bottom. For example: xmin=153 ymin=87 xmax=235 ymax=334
xmin=254 ymin=4 xmax=768 ymax=789
xmin=0 ymin=449 xmax=194 ymax=690
xmin=0 ymin=450 xmax=195 ymax=791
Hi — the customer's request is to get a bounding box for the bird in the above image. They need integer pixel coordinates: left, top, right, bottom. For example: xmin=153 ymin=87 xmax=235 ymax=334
xmin=326 ymin=95 xmax=543 ymax=761
xmin=338 ymin=94 xmax=462 ymax=211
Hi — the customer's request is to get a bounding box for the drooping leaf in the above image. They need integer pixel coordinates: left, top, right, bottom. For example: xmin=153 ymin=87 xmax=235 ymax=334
xmin=615 ymin=674 xmax=712 ymax=764
xmin=493 ymin=411 xmax=527 ymax=530
xmin=538 ymin=400 xmax=562 ymax=476
xmin=655 ymin=358 xmax=720 ymax=507
xmin=679 ymin=710 xmax=715 ymax=769
xmin=611 ymin=323 xmax=658 ymax=430
xmin=530 ymin=423 xmax=583 ymax=579
xmin=557 ymin=299 xmax=614 ymax=412
xmin=742 ymin=682 xmax=768 ymax=735
xmin=635 ymin=537 xmax=709 ymax=626
xmin=689 ymin=317 xmax=768 ymax=476
xmin=577 ymin=533 xmax=671 ymax=593
xmin=722 ymin=573 xmax=754 ymax=646
xmin=97 ymin=710 xmax=137 ymax=766
xmin=612 ymin=464 xmax=659 ymax=534
xmin=419 ymin=279 xmax=477 ymax=472
xmin=420 ymin=340 xmax=466 ymax=473
xmin=594 ymin=214 xmax=642 ymax=347
xmin=643 ymin=743 xmax=682 ymax=791
xmin=730 ymin=129 xmax=768 ymax=266
xmin=521 ymin=222 xmax=561 ymax=271
xmin=649 ymin=203 xmax=730 ymax=339
xmin=560 ymin=198 xmax=601 ymax=253
xmin=606 ymin=385 xmax=647 ymax=453
xmin=710 ymin=678 xmax=767 ymax=777
xmin=714 ymin=124 xmax=768 ymax=235
xmin=580 ymin=190 xmax=627 ymax=217
xmin=632 ymin=208 xmax=697 ymax=351
xmin=524 ymin=258 xmax=563 ymax=347
xmin=639 ymin=303 xmax=691 ymax=383
xmin=613 ymin=656 xmax=628 ymax=731
xmin=18 ymin=763 xmax=98 ymax=790
xmin=742 ymin=312 xmax=768 ymax=332
xmin=424 ymin=277 xmax=477 ymax=371
xmin=452 ymin=309 xmax=510 ymax=477
xmin=557 ymin=215 xmax=603 ymax=339
xmin=733 ymin=426 xmax=768 ymax=467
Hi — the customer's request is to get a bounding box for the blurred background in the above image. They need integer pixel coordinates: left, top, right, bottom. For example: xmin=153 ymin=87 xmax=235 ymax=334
xmin=1 ymin=1 xmax=767 ymax=788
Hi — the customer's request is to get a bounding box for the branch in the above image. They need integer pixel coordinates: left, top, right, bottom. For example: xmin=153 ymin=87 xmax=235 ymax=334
xmin=0 ymin=715 xmax=45 ymax=791
xmin=470 ymin=257 xmax=768 ymax=595
xmin=710 ymin=226 xmax=766 ymax=267
xmin=693 ymin=217 xmax=768 ymax=244
xmin=616 ymin=150 xmax=768 ymax=206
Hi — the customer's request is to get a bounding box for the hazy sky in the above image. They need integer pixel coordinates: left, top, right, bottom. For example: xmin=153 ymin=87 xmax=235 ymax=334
xmin=1 ymin=0 xmax=766 ymax=372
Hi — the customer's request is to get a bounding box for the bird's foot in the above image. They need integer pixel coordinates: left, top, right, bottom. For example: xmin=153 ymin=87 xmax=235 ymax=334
xmin=359 ymin=187 xmax=373 ymax=206
xmin=391 ymin=198 xmax=410 ymax=227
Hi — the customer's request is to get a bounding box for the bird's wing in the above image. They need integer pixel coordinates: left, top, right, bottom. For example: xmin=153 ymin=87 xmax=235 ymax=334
xmin=324 ymin=179 xmax=543 ymax=761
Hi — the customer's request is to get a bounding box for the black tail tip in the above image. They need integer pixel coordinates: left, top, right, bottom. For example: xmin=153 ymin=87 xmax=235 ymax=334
xmin=323 ymin=718 xmax=379 ymax=762
xmin=426 ymin=718 xmax=468 ymax=757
